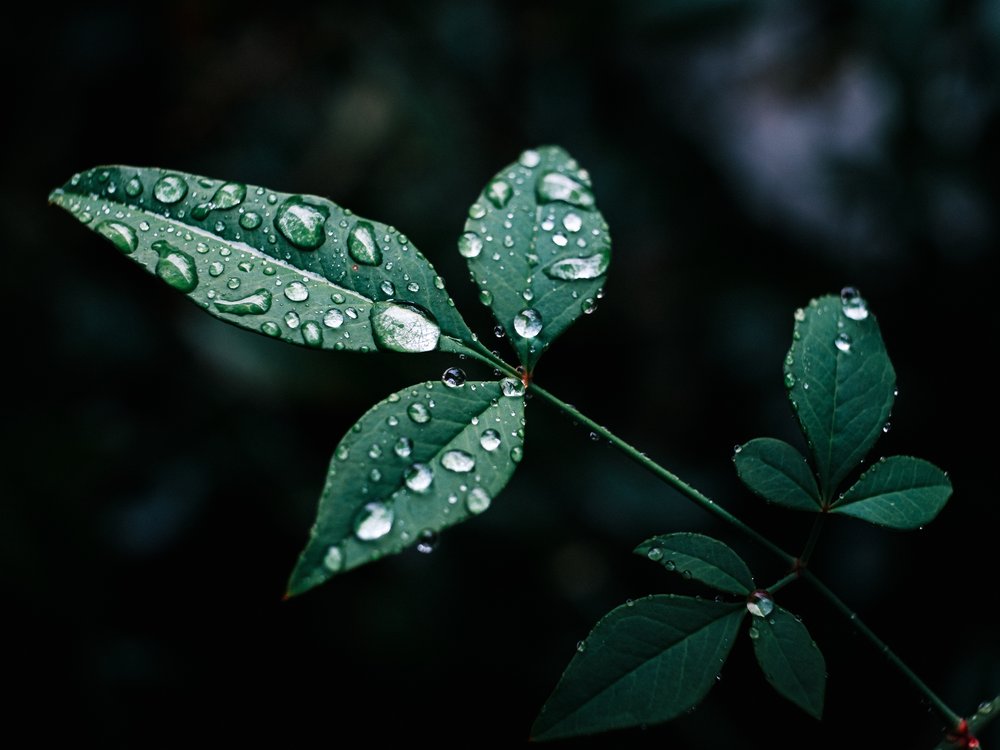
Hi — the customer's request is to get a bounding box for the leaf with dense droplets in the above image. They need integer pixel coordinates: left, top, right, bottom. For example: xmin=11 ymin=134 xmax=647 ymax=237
xmin=50 ymin=166 xmax=476 ymax=355
xmin=634 ymin=533 xmax=754 ymax=594
xmin=286 ymin=378 xmax=526 ymax=594
xmin=459 ymin=146 xmax=611 ymax=372
xmin=785 ymin=293 xmax=895 ymax=498
xmin=749 ymin=606 xmax=826 ymax=719
xmin=830 ymin=456 xmax=952 ymax=529
xmin=532 ymin=595 xmax=744 ymax=740
xmin=734 ymin=438 xmax=822 ymax=512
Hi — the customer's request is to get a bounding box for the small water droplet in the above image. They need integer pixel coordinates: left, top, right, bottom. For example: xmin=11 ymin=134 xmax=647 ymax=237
xmin=510 ymin=446 xmax=524 ymax=463
xmin=479 ymin=289 xmax=493 ymax=306
xmin=323 ymin=545 xmax=344 ymax=572
xmin=153 ymin=174 xmax=188 ymax=204
xmin=394 ymin=436 xmax=413 ymax=458
xmin=665 ymin=560 xmax=676 ymax=571
xmin=354 ymin=501 xmax=394 ymax=541
xmin=552 ymin=232 xmax=568 ymax=247
xmin=746 ymin=589 xmax=774 ymax=618
xmin=647 ymin=547 xmax=664 ymax=561
xmin=468 ymin=202 xmax=487 ymax=219
xmin=784 ymin=372 xmax=796 ymax=389
xmin=479 ymin=429 xmax=501 ymax=451
xmin=733 ymin=444 xmax=743 ymax=455
xmin=348 ymin=220 xmax=382 ymax=265
xmin=151 ymin=240 xmax=198 ymax=292
xmin=369 ymin=468 xmax=382 ymax=482
xmin=466 ymin=487 xmax=491 ymax=514
xmin=519 ymin=149 xmax=541 ymax=168
xmin=260 ymin=321 xmax=280 ymax=337
xmin=536 ymin=171 xmax=595 ymax=209
xmin=124 ymin=176 xmax=143 ymax=197
xmin=581 ymin=298 xmax=597 ymax=315
xmin=380 ymin=280 xmax=396 ymax=296
xmin=281 ymin=281 xmax=309 ymax=302
xmin=368 ymin=443 xmax=383 ymax=460
xmin=794 ymin=308 xmax=806 ymax=322
xmin=442 ymin=367 xmax=466 ymax=388
xmin=441 ymin=450 xmax=475 ymax=473
xmin=275 ymin=197 xmax=329 ymax=250
xmin=513 ymin=308 xmax=543 ymax=339
xmin=213 ymin=288 xmax=272 ymax=316
xmin=345 ymin=307 xmax=358 ymax=319
xmin=458 ymin=232 xmax=483 ymax=258
xmin=370 ymin=302 xmax=441 ymax=353
xmin=749 ymin=625 xmax=760 ymax=640
xmin=332 ymin=292 xmax=346 ymax=304
xmin=323 ymin=309 xmax=344 ymax=328
xmin=576 ymin=640 xmax=586 ymax=653
xmin=96 ymin=221 xmax=138 ymax=254
xmin=284 ymin=311 xmax=301 ymax=329
xmin=835 ymin=332 xmax=853 ymax=353
xmin=416 ymin=529 xmax=439 ymax=554
xmin=404 ymin=463 xmax=433 ymax=493
xmin=301 ymin=320 xmax=323 ymax=347
xmin=239 ymin=211 xmax=262 ymax=230
xmin=486 ymin=179 xmax=512 ymax=209
xmin=840 ymin=286 xmax=869 ymax=320
xmin=407 ymin=402 xmax=431 ymax=424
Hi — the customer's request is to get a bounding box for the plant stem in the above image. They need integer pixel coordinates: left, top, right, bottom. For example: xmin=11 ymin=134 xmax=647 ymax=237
xmin=799 ymin=515 xmax=826 ymax=568
xmin=767 ymin=570 xmax=800 ymax=595
xmin=802 ymin=571 xmax=962 ymax=728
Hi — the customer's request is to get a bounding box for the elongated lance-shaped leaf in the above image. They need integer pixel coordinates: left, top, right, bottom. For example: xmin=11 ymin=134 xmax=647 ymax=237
xmin=734 ymin=438 xmax=823 ymax=512
xmin=287 ymin=377 xmax=526 ymax=595
xmin=51 ymin=166 xmax=476 ymax=355
xmin=459 ymin=146 xmax=611 ymax=372
xmin=785 ymin=291 xmax=895 ymax=499
xmin=831 ymin=456 xmax=952 ymax=529
xmin=532 ymin=595 xmax=744 ymax=741
xmin=749 ymin=605 xmax=826 ymax=719
xmin=635 ymin=533 xmax=755 ymax=594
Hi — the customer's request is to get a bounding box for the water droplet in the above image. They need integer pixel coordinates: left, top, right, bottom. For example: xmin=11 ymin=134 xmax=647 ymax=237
xmin=260 ymin=321 xmax=280 ymax=337
xmin=479 ymin=429 xmax=501 ymax=451
xmin=458 ymin=232 xmax=483 ymax=258
xmin=369 ymin=468 xmax=382 ymax=482
xmin=380 ymin=280 xmax=396 ymax=297
xmin=153 ymin=174 xmax=188 ymax=204
xmin=301 ymin=321 xmax=323 ymax=347
xmin=468 ymin=202 xmax=487 ymax=219
xmin=493 ymin=325 xmax=505 ymax=338
xmin=345 ymin=307 xmax=359 ymax=319
xmin=284 ymin=281 xmax=309 ymax=302
xmin=835 ymin=332 xmax=853 ymax=353
xmin=479 ymin=289 xmax=493 ymax=306
xmin=212 ymin=182 xmax=247 ymax=210
xmin=513 ymin=308 xmax=543 ymax=339
xmin=416 ymin=529 xmax=439 ymax=554
xmin=749 ymin=625 xmax=760 ymax=640
xmin=239 ymin=211 xmax=262 ymax=230
xmin=882 ymin=422 xmax=891 ymax=434
xmin=665 ymin=560 xmax=676 ymax=571
xmin=563 ymin=213 xmax=583 ymax=232
xmin=510 ymin=446 xmax=524 ymax=463
xmin=519 ymin=149 xmax=541 ymax=168
xmin=466 ymin=487 xmax=491 ymax=514
xmin=733 ymin=444 xmax=743 ymax=455
xmin=581 ymin=298 xmax=597 ymax=315
xmin=442 ymin=367 xmax=466 ymax=388
xmin=487 ymin=179 xmax=512 ymax=209
xmin=322 ymin=309 xmax=344 ymax=329
xmin=784 ymin=372 xmax=796 ymax=389
xmin=151 ymin=240 xmax=198 ymax=292
xmin=367 ymin=443 xmax=383 ymax=460
xmin=576 ymin=640 xmax=587 ymax=653
xmin=840 ymin=286 xmax=869 ymax=320
xmin=284 ymin=311 xmax=300 ymax=329
xmin=746 ymin=589 xmax=774 ymax=618
xmin=441 ymin=450 xmax=475 ymax=473
xmin=407 ymin=402 xmax=431 ymax=424
xmin=536 ymin=172 xmax=595 ymax=209
xmin=552 ymin=232 xmax=568 ymax=247
xmin=123 ymin=176 xmax=143 ymax=197
xmin=500 ymin=377 xmax=525 ymax=397
xmin=323 ymin=545 xmax=344 ymax=572
xmin=544 ymin=252 xmax=609 ymax=281
xmin=647 ymin=547 xmax=664 ymax=561
xmin=96 ymin=221 xmax=138 ymax=254
xmin=354 ymin=501 xmax=394 ymax=541
xmin=370 ymin=302 xmax=441 ymax=353
xmin=346 ymin=220 xmax=382 ymax=265
xmin=393 ymin=436 xmax=413 ymax=458
xmin=213 ymin=288 xmax=272 ymax=316
xmin=404 ymin=463 xmax=433 ymax=493
xmin=275 ymin=197 xmax=329 ymax=250
xmin=794 ymin=308 xmax=806 ymax=322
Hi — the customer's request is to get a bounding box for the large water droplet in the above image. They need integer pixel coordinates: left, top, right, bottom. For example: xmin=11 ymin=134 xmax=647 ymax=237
xmin=96 ymin=221 xmax=138 ymax=254
xmin=284 ymin=281 xmax=310 ymax=302
xmin=543 ymin=251 xmax=609 ymax=281
xmin=275 ymin=197 xmax=329 ymax=250
xmin=323 ymin=545 xmax=344 ymax=572
xmin=519 ymin=149 xmax=541 ymax=168
xmin=124 ymin=176 xmax=143 ymax=197
xmin=746 ymin=589 xmax=774 ymax=618
xmin=487 ymin=179 xmax=512 ymax=209
xmin=153 ymin=174 xmax=188 ymax=204
xmin=647 ymin=547 xmax=664 ymax=561
xmin=442 ymin=367 xmax=466 ymax=388
xmin=213 ymin=288 xmax=272 ymax=316
xmin=840 ymin=286 xmax=869 ymax=320
xmin=536 ymin=172 xmax=595 ymax=209
xmin=370 ymin=302 xmax=441 ymax=353
xmin=212 ymin=182 xmax=247 ymax=210
xmin=348 ymin=220 xmax=382 ymax=265
xmin=513 ymin=308 xmax=543 ymax=339
xmin=354 ymin=501 xmax=394 ymax=541
xmin=301 ymin=321 xmax=323 ymax=347
xmin=323 ymin=309 xmax=344 ymax=328
xmin=563 ymin=213 xmax=583 ymax=232
xmin=407 ymin=402 xmax=431 ymax=424
xmin=458 ymin=232 xmax=483 ymax=258
xmin=500 ymin=377 xmax=525 ymax=397
xmin=441 ymin=450 xmax=475 ymax=473
xmin=416 ymin=529 xmax=439 ymax=554
xmin=404 ymin=463 xmax=433 ymax=493
xmin=835 ymin=332 xmax=853 ymax=353
xmin=239 ymin=212 xmax=262 ymax=230
xmin=466 ymin=487 xmax=491 ymax=514
xmin=151 ymin=240 xmax=198 ymax=292
xmin=393 ymin=436 xmax=413 ymax=458
xmin=380 ymin=280 xmax=396 ymax=297
xmin=479 ymin=429 xmax=501 ymax=451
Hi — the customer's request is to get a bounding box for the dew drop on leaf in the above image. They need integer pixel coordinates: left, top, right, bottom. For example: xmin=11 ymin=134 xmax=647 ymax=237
xmin=284 ymin=281 xmax=309 ymax=302
xmin=239 ymin=211 xmax=262 ymax=230
xmin=323 ymin=545 xmax=344 ymax=572
xmin=746 ymin=589 xmax=775 ymax=618
xmin=466 ymin=487 xmax=491 ymax=514
xmin=442 ymin=367 xmax=466 ymax=388
xmin=407 ymin=402 xmax=431 ymax=424
xmin=301 ymin=321 xmax=323 ymax=347
xmin=353 ymin=501 xmax=394 ymax=541
xmin=543 ymin=252 xmax=609 ymax=281
xmin=840 ymin=286 xmax=869 ymax=320
xmin=513 ymin=308 xmax=543 ymax=339
xmin=479 ymin=429 xmax=501 ymax=451
xmin=458 ymin=232 xmax=483 ymax=258
xmin=274 ymin=197 xmax=329 ymax=250
xmin=151 ymin=240 xmax=198 ymax=292
xmin=536 ymin=171 xmax=595 ymax=209
xmin=404 ymin=462 xmax=434 ymax=493
xmin=835 ymin=332 xmax=852 ymax=353
xmin=370 ymin=302 xmax=441 ymax=353
xmin=487 ymin=179 xmax=513 ymax=209
xmin=393 ymin=436 xmax=414 ymax=458
xmin=416 ymin=529 xmax=439 ymax=554
xmin=500 ymin=377 xmax=525 ymax=398
xmin=153 ymin=174 xmax=188 ymax=204
xmin=441 ymin=450 xmax=476 ymax=473
xmin=96 ymin=221 xmax=138 ymax=254
xmin=323 ymin=309 xmax=344 ymax=328
xmin=213 ymin=289 xmax=272 ymax=316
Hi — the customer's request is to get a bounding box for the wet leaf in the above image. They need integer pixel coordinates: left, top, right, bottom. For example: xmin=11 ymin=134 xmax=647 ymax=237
xmin=831 ymin=456 xmax=952 ymax=529
xmin=749 ymin=606 xmax=826 ymax=719
xmin=734 ymin=438 xmax=822 ymax=511
xmin=635 ymin=532 xmax=754 ymax=594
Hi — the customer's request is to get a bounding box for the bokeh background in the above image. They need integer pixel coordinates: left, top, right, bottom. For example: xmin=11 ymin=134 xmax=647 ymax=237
xmin=6 ymin=1 xmax=998 ymax=747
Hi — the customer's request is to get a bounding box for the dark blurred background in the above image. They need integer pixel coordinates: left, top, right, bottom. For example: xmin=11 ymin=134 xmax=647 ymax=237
xmin=5 ymin=0 xmax=998 ymax=747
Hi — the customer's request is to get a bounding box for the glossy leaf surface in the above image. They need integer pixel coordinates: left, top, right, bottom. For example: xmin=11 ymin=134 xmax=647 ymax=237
xmin=734 ymin=438 xmax=822 ymax=511
xmin=832 ymin=456 xmax=952 ymax=529
xmin=749 ymin=606 xmax=826 ymax=719
xmin=635 ymin=533 xmax=755 ymax=594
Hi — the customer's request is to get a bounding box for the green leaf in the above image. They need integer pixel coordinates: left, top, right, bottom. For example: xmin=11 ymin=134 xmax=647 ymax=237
xmin=50 ymin=166 xmax=475 ymax=355
xmin=734 ymin=438 xmax=822 ymax=512
xmin=459 ymin=146 xmax=611 ymax=372
xmin=532 ymin=595 xmax=744 ymax=741
xmin=749 ymin=605 xmax=826 ymax=719
xmin=785 ymin=292 xmax=896 ymax=498
xmin=286 ymin=378 xmax=525 ymax=595
xmin=634 ymin=533 xmax=755 ymax=594
xmin=831 ymin=456 xmax=952 ymax=529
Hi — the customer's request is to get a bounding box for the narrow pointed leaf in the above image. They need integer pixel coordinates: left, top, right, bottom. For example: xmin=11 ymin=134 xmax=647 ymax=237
xmin=51 ymin=166 xmax=475 ymax=354
xmin=734 ymin=438 xmax=822 ymax=511
xmin=749 ymin=606 xmax=826 ymax=719
xmin=635 ymin=533 xmax=754 ymax=594
xmin=532 ymin=595 xmax=744 ymax=741
xmin=831 ymin=456 xmax=952 ymax=529
xmin=287 ymin=377 xmax=525 ymax=595
xmin=785 ymin=293 xmax=895 ymax=498
xmin=459 ymin=146 xmax=611 ymax=372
